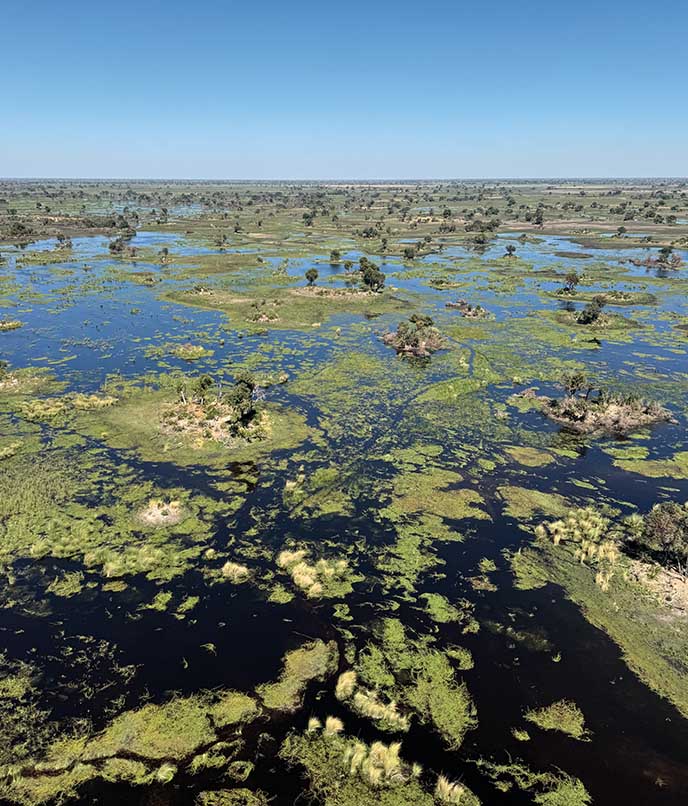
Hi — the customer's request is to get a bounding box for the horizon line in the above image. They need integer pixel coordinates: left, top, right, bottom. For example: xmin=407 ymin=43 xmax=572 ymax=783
xmin=2 ymin=176 xmax=688 ymax=184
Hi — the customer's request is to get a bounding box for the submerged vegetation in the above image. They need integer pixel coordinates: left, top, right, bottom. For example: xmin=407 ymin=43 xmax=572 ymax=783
xmin=0 ymin=178 xmax=687 ymax=805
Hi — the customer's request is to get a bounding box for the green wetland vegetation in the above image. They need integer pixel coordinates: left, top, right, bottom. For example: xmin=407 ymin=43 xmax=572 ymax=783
xmin=1 ymin=178 xmax=688 ymax=805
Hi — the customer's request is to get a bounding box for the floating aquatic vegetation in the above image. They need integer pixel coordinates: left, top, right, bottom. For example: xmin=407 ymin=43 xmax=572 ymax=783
xmin=1 ymin=689 xmax=260 ymax=804
xmin=0 ymin=366 xmax=62 ymax=397
xmin=475 ymin=760 xmax=590 ymax=805
xmin=420 ymin=592 xmax=467 ymax=625
xmin=505 ymin=445 xmax=555 ymax=467
xmin=0 ymin=319 xmax=22 ymax=331
xmin=354 ymin=620 xmax=477 ymax=749
xmin=172 ymin=342 xmax=215 ymax=360
xmin=497 ymin=485 xmax=569 ymax=522
xmin=257 ymin=639 xmax=338 ymax=712
xmin=524 ymin=699 xmax=589 ymax=740
xmin=382 ymin=464 xmax=490 ymax=527
xmin=196 ymin=789 xmax=269 ymax=805
xmin=280 ymin=727 xmax=432 ymax=805
xmin=612 ymin=449 xmax=688 ymax=480
xmin=18 ymin=392 xmax=116 ymax=421
xmin=283 ymin=464 xmax=354 ymax=517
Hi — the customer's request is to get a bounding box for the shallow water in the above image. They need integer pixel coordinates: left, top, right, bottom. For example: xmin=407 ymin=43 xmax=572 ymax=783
xmin=1 ymin=231 xmax=688 ymax=804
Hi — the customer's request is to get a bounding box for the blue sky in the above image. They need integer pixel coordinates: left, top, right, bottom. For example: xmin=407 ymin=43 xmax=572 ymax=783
xmin=2 ymin=0 xmax=686 ymax=178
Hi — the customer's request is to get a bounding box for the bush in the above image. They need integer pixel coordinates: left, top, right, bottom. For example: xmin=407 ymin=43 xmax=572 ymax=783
xmin=637 ymin=502 xmax=688 ymax=575
xmin=577 ymin=296 xmax=606 ymax=325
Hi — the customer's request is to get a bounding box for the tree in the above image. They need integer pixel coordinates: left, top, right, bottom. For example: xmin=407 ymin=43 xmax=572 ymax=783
xmin=504 ymin=244 xmax=516 ymax=258
xmin=638 ymin=502 xmax=688 ymax=575
xmin=616 ymin=226 xmax=627 ymax=236
xmin=361 ymin=262 xmax=386 ymax=292
xmin=329 ymin=249 xmax=341 ymax=264
xmin=658 ymin=246 xmax=673 ymax=264
xmin=563 ymin=271 xmax=581 ymax=294
xmin=577 ymin=295 xmax=606 ymax=325
xmin=225 ymin=370 xmax=256 ymax=423
xmin=305 ymin=267 xmax=318 ymax=286
xmin=561 ymin=371 xmax=590 ymax=398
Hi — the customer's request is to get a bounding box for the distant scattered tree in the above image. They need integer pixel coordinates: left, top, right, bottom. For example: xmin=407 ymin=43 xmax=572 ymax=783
xmin=305 ymin=267 xmax=318 ymax=286
xmin=562 ymin=271 xmax=581 ymax=294
xmin=329 ymin=249 xmax=341 ymax=264
xmin=504 ymin=244 xmax=516 ymax=258
xmin=658 ymin=246 xmax=673 ymax=264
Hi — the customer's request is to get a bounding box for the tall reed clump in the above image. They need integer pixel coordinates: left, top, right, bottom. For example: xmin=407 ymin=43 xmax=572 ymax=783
xmin=435 ymin=774 xmax=481 ymax=805
xmin=335 ymin=670 xmax=409 ymax=732
xmin=343 ymin=739 xmax=420 ymax=787
xmin=276 ymin=547 xmax=350 ymax=598
xmin=534 ymin=507 xmax=621 ymax=590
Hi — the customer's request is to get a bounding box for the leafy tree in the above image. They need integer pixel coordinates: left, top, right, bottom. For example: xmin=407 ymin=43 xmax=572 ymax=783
xmin=560 ymin=371 xmax=590 ymax=398
xmin=225 ymin=370 xmax=256 ymax=422
xmin=637 ymin=502 xmax=688 ymax=575
xmin=504 ymin=244 xmax=516 ymax=258
xmin=361 ymin=262 xmax=386 ymax=292
xmin=563 ymin=271 xmax=581 ymax=293
xmin=305 ymin=267 xmax=318 ymax=286
xmin=577 ymin=296 xmax=606 ymax=325
xmin=329 ymin=250 xmax=341 ymax=264
xmin=658 ymin=246 xmax=673 ymax=263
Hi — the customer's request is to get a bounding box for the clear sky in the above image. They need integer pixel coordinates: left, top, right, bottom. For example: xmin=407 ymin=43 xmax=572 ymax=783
xmin=2 ymin=0 xmax=686 ymax=179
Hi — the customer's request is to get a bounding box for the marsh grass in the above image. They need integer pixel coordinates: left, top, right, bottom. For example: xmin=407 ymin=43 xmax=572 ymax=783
xmin=257 ymin=640 xmax=337 ymax=712
xmin=221 ymin=560 xmax=251 ymax=583
xmin=435 ymin=774 xmax=481 ymax=805
xmin=335 ymin=670 xmax=411 ymax=733
xmin=276 ymin=547 xmax=356 ymax=599
xmin=525 ymin=700 xmax=588 ymax=740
